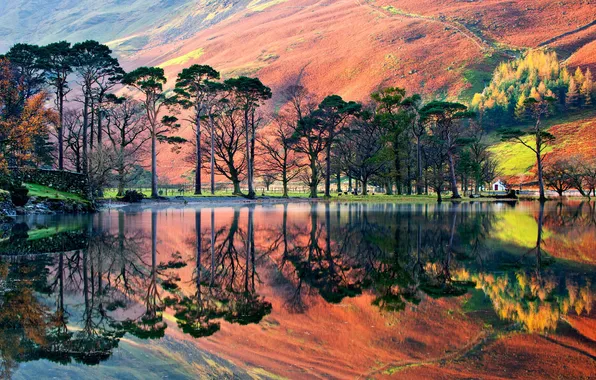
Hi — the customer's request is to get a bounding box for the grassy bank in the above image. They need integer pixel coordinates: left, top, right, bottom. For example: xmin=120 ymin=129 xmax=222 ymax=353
xmin=25 ymin=183 xmax=87 ymax=202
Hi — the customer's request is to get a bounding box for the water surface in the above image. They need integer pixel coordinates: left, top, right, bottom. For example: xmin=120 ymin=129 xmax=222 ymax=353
xmin=2 ymin=201 xmax=595 ymax=379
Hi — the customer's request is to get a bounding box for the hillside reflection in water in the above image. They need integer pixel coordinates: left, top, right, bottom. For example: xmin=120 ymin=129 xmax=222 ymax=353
xmin=1 ymin=201 xmax=595 ymax=379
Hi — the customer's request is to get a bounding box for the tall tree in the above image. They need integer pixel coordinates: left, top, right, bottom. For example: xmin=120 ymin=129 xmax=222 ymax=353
xmin=316 ymin=95 xmax=360 ymax=197
xmin=403 ymin=95 xmax=423 ymax=194
xmin=285 ymin=86 xmax=325 ymax=198
xmin=71 ymin=40 xmax=122 ymax=177
xmin=502 ymin=97 xmax=555 ymax=201
xmin=5 ymin=43 xmax=45 ymax=101
xmin=123 ymin=67 xmax=182 ymax=198
xmin=371 ymin=87 xmax=413 ymax=195
xmin=566 ymin=78 xmax=580 ymax=109
xmin=206 ymin=95 xmax=247 ymax=195
xmin=171 ymin=65 xmax=220 ymax=195
xmin=420 ymin=101 xmax=473 ymax=199
xmin=0 ymin=59 xmax=57 ymax=170
xmin=224 ymin=77 xmax=272 ymax=198
xmin=205 ymin=81 xmax=225 ymax=195
xmin=91 ymin=53 xmax=124 ymax=150
xmin=336 ymin=108 xmax=386 ymax=195
xmin=38 ymin=41 xmax=73 ymax=170
xmin=581 ymin=68 xmax=593 ymax=107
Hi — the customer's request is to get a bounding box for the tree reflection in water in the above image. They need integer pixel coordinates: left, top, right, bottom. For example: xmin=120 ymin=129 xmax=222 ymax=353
xmin=0 ymin=201 xmax=594 ymax=376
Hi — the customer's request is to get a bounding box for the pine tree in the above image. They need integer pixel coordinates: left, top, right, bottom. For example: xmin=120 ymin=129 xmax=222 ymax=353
xmin=537 ymin=81 xmax=547 ymax=95
xmin=515 ymin=93 xmax=527 ymax=120
xmin=530 ymin=87 xmax=542 ymax=101
xmin=581 ymin=68 xmax=593 ymax=107
xmin=574 ymin=67 xmax=585 ymax=86
xmin=566 ymin=78 xmax=580 ymax=109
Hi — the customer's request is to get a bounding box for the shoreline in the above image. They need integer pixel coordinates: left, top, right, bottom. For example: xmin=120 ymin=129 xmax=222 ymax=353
xmin=4 ymin=194 xmax=591 ymax=216
xmin=96 ymin=194 xmax=591 ymax=211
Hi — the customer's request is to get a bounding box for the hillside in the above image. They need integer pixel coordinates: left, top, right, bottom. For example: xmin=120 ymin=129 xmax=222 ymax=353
xmin=2 ymin=0 xmax=595 ymax=183
xmin=491 ymin=113 xmax=596 ymax=185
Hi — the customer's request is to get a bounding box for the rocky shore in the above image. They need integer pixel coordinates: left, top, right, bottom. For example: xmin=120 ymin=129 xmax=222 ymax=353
xmin=0 ymin=191 xmax=94 ymax=219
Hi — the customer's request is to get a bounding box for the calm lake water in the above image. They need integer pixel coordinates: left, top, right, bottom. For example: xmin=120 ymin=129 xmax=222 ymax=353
xmin=1 ymin=201 xmax=595 ymax=379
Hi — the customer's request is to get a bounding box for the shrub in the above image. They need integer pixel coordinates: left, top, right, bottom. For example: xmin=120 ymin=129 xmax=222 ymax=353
xmin=10 ymin=186 xmax=29 ymax=207
xmin=121 ymin=190 xmax=145 ymax=203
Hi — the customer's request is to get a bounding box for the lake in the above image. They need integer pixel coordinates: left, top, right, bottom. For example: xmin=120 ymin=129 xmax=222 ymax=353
xmin=1 ymin=201 xmax=595 ymax=379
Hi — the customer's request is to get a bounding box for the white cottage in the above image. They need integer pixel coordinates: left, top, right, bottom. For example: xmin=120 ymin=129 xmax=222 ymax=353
xmin=491 ymin=179 xmax=507 ymax=192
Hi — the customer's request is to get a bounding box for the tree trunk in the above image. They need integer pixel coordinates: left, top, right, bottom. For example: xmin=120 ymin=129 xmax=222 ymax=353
xmin=195 ymin=114 xmax=202 ymax=195
xmin=536 ymin=148 xmax=546 ymax=202
xmin=117 ymin=150 xmax=125 ymax=196
xmin=534 ymin=119 xmax=547 ymax=202
xmin=97 ymin=99 xmax=103 ymax=147
xmin=416 ymin=136 xmax=423 ymax=195
xmin=82 ymin=93 xmax=89 ymax=174
xmin=447 ymin=152 xmax=460 ymax=198
xmin=282 ymin=166 xmax=289 ymax=198
xmin=362 ymin=176 xmax=368 ymax=196
xmin=325 ymin=144 xmax=331 ymax=197
xmin=250 ymin=111 xmax=256 ymax=197
xmin=336 ymin=167 xmax=341 ymax=193
xmin=245 ymin=111 xmax=254 ymax=198
xmin=58 ymin=89 xmax=64 ymax=170
xmin=406 ymin=157 xmax=412 ymax=195
xmin=151 ymin=131 xmax=158 ymax=198
xmin=386 ymin=180 xmax=393 ymax=195
xmin=117 ymin=132 xmax=126 ymax=197
xmin=210 ymin=114 xmax=215 ymax=195
xmin=310 ymin=157 xmax=318 ymax=198
xmin=394 ymin=142 xmax=402 ymax=195
xmin=232 ymin=179 xmax=241 ymax=195
xmin=436 ymin=187 xmax=442 ymax=203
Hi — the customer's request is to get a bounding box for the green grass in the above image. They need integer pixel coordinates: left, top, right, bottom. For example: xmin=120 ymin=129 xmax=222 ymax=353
xmin=26 ymin=223 xmax=84 ymax=241
xmin=325 ymin=194 xmax=439 ymax=203
xmin=24 ymin=183 xmax=86 ymax=202
xmin=489 ymin=139 xmax=540 ymax=177
xmin=486 ymin=108 xmax=595 ymax=178
xmin=101 ymin=187 xmax=521 ymax=204
xmin=100 ymin=188 xmax=313 ymax=200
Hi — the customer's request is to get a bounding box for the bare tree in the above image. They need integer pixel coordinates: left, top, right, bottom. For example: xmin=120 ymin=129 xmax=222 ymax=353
xmin=203 ymin=98 xmax=247 ymax=195
xmin=256 ymin=114 xmax=302 ymax=197
xmin=544 ymin=159 xmax=573 ymax=197
xmin=283 ymin=85 xmax=325 ymax=198
xmin=63 ymin=109 xmax=83 ymax=172
xmin=104 ymin=95 xmax=150 ymax=196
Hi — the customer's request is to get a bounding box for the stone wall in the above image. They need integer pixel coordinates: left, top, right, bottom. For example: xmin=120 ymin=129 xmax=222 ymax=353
xmin=12 ymin=168 xmax=90 ymax=198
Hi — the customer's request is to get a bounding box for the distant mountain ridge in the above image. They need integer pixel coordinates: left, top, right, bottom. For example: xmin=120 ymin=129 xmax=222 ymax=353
xmin=0 ymin=0 xmax=253 ymax=52
xmin=3 ymin=0 xmax=595 ymax=98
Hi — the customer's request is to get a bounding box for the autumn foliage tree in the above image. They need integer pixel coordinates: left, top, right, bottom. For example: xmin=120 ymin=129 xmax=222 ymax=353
xmin=0 ymin=58 xmax=56 ymax=172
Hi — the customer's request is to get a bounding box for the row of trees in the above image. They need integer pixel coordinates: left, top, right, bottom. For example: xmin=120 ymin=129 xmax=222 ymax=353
xmin=2 ymin=41 xmax=593 ymax=201
xmin=544 ymin=157 xmax=596 ymax=198
xmin=0 ymin=41 xmax=274 ymax=199
xmin=4 ymin=39 xmax=497 ymax=201
xmin=256 ymin=85 xmax=497 ymax=200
